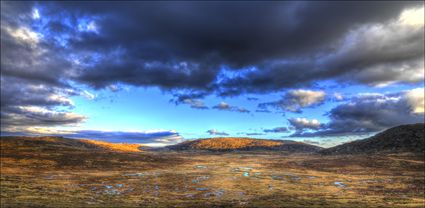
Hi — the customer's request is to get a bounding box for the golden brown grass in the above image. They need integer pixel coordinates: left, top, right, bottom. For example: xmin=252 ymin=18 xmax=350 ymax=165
xmin=189 ymin=137 xmax=283 ymax=150
xmin=79 ymin=139 xmax=142 ymax=152
xmin=1 ymin=136 xmax=424 ymax=207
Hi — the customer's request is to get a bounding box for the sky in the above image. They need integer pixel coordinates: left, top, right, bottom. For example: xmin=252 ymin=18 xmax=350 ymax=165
xmin=1 ymin=1 xmax=424 ymax=147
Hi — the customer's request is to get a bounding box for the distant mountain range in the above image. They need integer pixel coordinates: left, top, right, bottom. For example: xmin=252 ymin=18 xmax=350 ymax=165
xmin=1 ymin=123 xmax=423 ymax=154
xmin=319 ymin=123 xmax=424 ymax=155
xmin=166 ymin=124 xmax=424 ymax=154
xmin=165 ymin=137 xmax=323 ymax=153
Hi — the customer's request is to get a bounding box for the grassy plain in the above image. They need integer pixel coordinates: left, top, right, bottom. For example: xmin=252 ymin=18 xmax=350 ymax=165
xmin=1 ymin=137 xmax=424 ymax=207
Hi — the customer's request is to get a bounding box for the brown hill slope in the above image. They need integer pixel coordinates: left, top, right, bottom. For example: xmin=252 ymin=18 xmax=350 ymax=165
xmin=320 ymin=123 xmax=425 ymax=155
xmin=0 ymin=136 xmax=181 ymax=172
xmin=166 ymin=137 xmax=323 ymax=152
xmin=0 ymin=136 xmax=143 ymax=152
xmin=79 ymin=139 xmax=142 ymax=152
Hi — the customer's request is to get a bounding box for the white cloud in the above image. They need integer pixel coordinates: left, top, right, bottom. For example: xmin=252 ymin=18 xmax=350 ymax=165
xmin=32 ymin=8 xmax=40 ymax=19
xmin=289 ymin=90 xmax=326 ymax=107
xmin=288 ymin=118 xmax=322 ymax=130
xmin=81 ymin=90 xmax=96 ymax=100
xmin=86 ymin=21 xmax=98 ymax=32
xmin=214 ymin=102 xmax=230 ymax=109
xmin=213 ymin=102 xmax=250 ymax=113
xmin=323 ymin=6 xmax=424 ymax=86
xmin=206 ymin=129 xmax=229 ymax=136
xmin=78 ymin=20 xmax=99 ymax=33
xmin=400 ymin=6 xmax=424 ymax=27
xmin=405 ymin=87 xmax=425 ymax=113
xmin=17 ymin=106 xmax=84 ymax=121
xmin=292 ymin=89 xmax=424 ymax=137
xmin=0 ymin=106 xmax=86 ymax=133
xmin=259 ymin=89 xmax=326 ymax=113
xmin=182 ymin=98 xmax=208 ymax=109
xmin=333 ymin=92 xmax=344 ymax=101
xmin=47 ymin=94 xmax=75 ymax=106
xmin=5 ymin=26 xmax=40 ymax=47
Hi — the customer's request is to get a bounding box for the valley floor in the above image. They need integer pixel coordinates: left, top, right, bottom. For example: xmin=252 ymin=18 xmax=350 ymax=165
xmin=1 ymin=142 xmax=424 ymax=207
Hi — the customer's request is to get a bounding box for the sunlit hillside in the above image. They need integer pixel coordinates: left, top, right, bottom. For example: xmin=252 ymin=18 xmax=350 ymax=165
xmin=0 ymin=136 xmax=143 ymax=153
xmin=167 ymin=137 xmax=323 ymax=152
xmin=80 ymin=139 xmax=142 ymax=152
xmin=192 ymin=137 xmax=282 ymax=150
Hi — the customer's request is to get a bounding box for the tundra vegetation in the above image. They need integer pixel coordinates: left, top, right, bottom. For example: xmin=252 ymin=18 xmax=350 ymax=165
xmin=1 ymin=129 xmax=424 ymax=207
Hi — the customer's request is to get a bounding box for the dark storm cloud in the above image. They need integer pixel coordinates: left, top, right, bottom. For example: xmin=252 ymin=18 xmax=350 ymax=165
xmin=0 ymin=77 xmax=74 ymax=108
xmin=7 ymin=1 xmax=421 ymax=93
xmin=57 ymin=1 xmax=421 ymax=61
xmin=1 ymin=107 xmax=86 ymax=128
xmin=291 ymin=89 xmax=424 ymax=137
xmin=0 ymin=74 xmax=83 ymax=130
xmin=0 ymin=77 xmax=85 ymax=131
xmin=1 ymin=1 xmax=86 ymax=131
xmin=1 ymin=1 xmax=424 ymax=132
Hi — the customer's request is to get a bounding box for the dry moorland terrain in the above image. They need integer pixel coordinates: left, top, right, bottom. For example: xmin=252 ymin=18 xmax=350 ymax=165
xmin=1 ymin=135 xmax=424 ymax=207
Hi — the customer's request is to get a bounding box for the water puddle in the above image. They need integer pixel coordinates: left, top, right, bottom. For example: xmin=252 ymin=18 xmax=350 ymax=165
xmin=89 ymin=183 xmax=129 ymax=195
xmin=122 ymin=187 xmax=134 ymax=194
xmin=123 ymin=172 xmax=159 ymax=177
xmin=271 ymin=175 xmax=285 ymax=181
xmin=123 ymin=173 xmax=145 ymax=177
xmin=285 ymin=173 xmax=301 ymax=181
xmin=334 ymin=181 xmax=347 ymax=188
xmin=192 ymin=175 xmax=210 ymax=183
xmin=361 ymin=179 xmax=379 ymax=183
xmin=215 ymin=189 xmax=225 ymax=197
xmin=104 ymin=189 xmax=119 ymax=195
xmin=185 ymin=194 xmax=194 ymax=198
xmin=233 ymin=166 xmax=253 ymax=172
xmin=204 ymin=189 xmax=225 ymax=198
xmin=194 ymin=165 xmax=207 ymax=169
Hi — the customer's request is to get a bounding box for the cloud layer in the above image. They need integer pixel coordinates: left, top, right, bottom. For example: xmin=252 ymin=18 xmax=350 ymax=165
xmin=206 ymin=129 xmax=229 ymax=136
xmin=259 ymin=90 xmax=326 ymax=113
xmin=1 ymin=1 xmax=423 ymax=140
xmin=1 ymin=129 xmax=182 ymax=146
xmin=213 ymin=102 xmax=250 ymax=113
xmin=292 ymin=88 xmax=425 ymax=137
